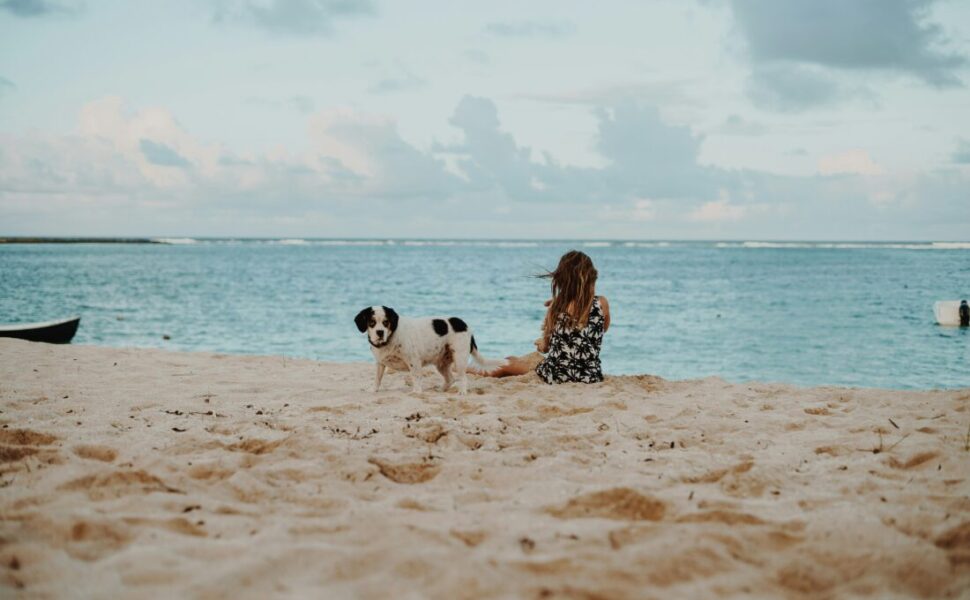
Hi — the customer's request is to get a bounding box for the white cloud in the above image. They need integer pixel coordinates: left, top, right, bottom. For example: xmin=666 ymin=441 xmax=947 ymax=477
xmin=307 ymin=108 xmax=382 ymax=178
xmin=1 ymin=95 xmax=968 ymax=240
xmin=719 ymin=0 xmax=968 ymax=111
xmin=817 ymin=149 xmax=884 ymax=176
xmin=715 ymin=114 xmax=768 ymax=136
xmin=484 ymin=20 xmax=576 ymax=38
xmin=688 ymin=193 xmax=746 ymax=222
xmin=0 ymin=96 xmax=458 ymax=235
xmin=212 ymin=0 xmax=376 ymax=36
xmin=632 ymin=199 xmax=656 ymax=221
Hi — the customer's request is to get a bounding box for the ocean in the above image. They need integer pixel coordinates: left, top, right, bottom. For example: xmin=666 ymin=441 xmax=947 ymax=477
xmin=1 ymin=239 xmax=968 ymax=390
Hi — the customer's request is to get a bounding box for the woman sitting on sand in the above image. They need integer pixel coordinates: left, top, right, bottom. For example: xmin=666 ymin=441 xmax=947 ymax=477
xmin=476 ymin=250 xmax=610 ymax=383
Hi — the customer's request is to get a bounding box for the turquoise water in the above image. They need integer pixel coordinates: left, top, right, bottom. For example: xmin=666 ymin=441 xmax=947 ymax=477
xmin=1 ymin=240 xmax=968 ymax=389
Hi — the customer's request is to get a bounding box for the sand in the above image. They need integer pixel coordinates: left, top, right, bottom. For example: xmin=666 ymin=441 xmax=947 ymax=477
xmin=1 ymin=338 xmax=968 ymax=599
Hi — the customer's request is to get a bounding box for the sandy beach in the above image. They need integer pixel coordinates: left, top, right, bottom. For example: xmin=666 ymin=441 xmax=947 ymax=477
xmin=1 ymin=338 xmax=968 ymax=598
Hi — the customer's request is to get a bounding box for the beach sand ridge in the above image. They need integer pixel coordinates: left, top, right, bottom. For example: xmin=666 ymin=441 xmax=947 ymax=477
xmin=1 ymin=339 xmax=968 ymax=598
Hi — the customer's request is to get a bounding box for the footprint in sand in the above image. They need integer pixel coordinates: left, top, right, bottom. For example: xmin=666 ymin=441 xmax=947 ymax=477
xmin=64 ymin=519 xmax=134 ymax=561
xmin=450 ymin=529 xmax=487 ymax=547
xmin=682 ymin=460 xmax=754 ymax=485
xmin=935 ymin=521 xmax=970 ymax=566
xmin=0 ymin=428 xmax=60 ymax=466
xmin=403 ymin=421 xmax=448 ymax=444
xmin=814 ymin=446 xmax=849 ymax=457
xmin=59 ymin=469 xmax=182 ymax=500
xmin=0 ymin=429 xmax=58 ymax=446
xmin=187 ymin=462 xmax=235 ymax=481
xmin=684 ymin=459 xmax=773 ymax=498
xmin=776 ymin=563 xmax=837 ymax=595
xmin=0 ymin=445 xmax=39 ymax=462
xmin=675 ymin=510 xmax=765 ymax=526
xmin=368 ymin=457 xmax=441 ymax=484
xmin=73 ymin=445 xmax=117 ymax=462
xmin=122 ymin=517 xmax=207 ymax=538
xmin=546 ymin=488 xmax=666 ymax=521
xmin=396 ymin=498 xmax=435 ymax=511
xmin=58 ymin=516 xmax=205 ymax=562
xmin=887 ymin=451 xmax=940 ymax=470
xmin=226 ymin=438 xmax=285 ymax=455
xmin=522 ymin=405 xmax=595 ymax=420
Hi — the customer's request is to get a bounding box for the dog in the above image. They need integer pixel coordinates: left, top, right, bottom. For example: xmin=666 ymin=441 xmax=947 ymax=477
xmin=354 ymin=305 xmax=499 ymax=394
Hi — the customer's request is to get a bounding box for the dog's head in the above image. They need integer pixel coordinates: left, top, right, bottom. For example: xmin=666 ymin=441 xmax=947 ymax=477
xmin=354 ymin=305 xmax=399 ymax=348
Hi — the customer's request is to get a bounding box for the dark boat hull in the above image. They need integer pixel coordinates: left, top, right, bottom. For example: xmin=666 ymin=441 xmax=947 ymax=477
xmin=0 ymin=317 xmax=80 ymax=344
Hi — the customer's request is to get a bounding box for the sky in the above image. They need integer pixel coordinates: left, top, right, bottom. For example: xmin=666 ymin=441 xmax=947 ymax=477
xmin=1 ymin=0 xmax=969 ymax=240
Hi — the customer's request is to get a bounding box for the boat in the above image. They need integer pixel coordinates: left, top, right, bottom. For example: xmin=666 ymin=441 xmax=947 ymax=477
xmin=0 ymin=316 xmax=81 ymax=344
xmin=934 ymin=300 xmax=969 ymax=327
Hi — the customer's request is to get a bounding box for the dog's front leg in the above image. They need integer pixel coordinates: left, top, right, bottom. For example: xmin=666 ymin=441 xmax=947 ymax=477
xmin=374 ymin=363 xmax=386 ymax=392
xmin=407 ymin=361 xmax=423 ymax=393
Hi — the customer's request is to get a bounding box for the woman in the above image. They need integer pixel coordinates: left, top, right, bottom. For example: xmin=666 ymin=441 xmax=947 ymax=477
xmin=478 ymin=250 xmax=610 ymax=383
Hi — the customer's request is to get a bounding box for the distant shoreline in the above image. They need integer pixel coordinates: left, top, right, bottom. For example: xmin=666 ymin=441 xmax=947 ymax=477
xmin=0 ymin=237 xmax=160 ymax=244
xmin=2 ymin=237 xmax=969 ymax=244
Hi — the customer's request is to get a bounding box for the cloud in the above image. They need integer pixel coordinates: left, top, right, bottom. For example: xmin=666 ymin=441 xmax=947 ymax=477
xmin=439 ymin=97 xmax=764 ymax=217
xmin=0 ymin=96 xmax=458 ymax=234
xmin=746 ymin=64 xmax=875 ymax=112
xmin=594 ymin=103 xmax=714 ymax=200
xmin=2 ymin=95 xmax=969 ymax=239
xmin=719 ymin=0 xmax=968 ymax=111
xmin=308 ymin=108 xmax=459 ymax=198
xmin=287 ymin=95 xmax=315 ymax=113
xmin=688 ymin=196 xmax=745 ymax=222
xmin=952 ymin=138 xmax=970 ymax=164
xmin=438 ymin=96 xmax=546 ymax=200
xmin=463 ymin=49 xmax=489 ymax=65
xmin=484 ymin=20 xmax=575 ymax=38
xmin=367 ymin=67 xmax=426 ymax=94
xmin=716 ymin=114 xmax=767 ymax=136
xmin=520 ymin=80 xmax=697 ymax=108
xmin=440 ymin=97 xmax=730 ymax=214
xmin=0 ymin=0 xmax=80 ymax=17
xmin=817 ymin=149 xmax=884 ymax=176
xmin=245 ymin=95 xmax=316 ymax=114
xmin=140 ymin=139 xmax=191 ymax=168
xmin=212 ymin=0 xmax=376 ymax=36
xmin=631 ymin=199 xmax=656 ymax=221
xmin=729 ymin=0 xmax=967 ymax=86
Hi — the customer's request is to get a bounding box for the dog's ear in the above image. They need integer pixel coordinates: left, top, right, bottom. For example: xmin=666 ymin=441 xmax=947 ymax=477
xmin=354 ymin=307 xmax=373 ymax=333
xmin=383 ymin=306 xmax=399 ymax=332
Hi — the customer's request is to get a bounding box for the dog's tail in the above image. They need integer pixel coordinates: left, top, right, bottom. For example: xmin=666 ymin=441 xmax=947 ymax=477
xmin=468 ymin=335 xmax=505 ymax=369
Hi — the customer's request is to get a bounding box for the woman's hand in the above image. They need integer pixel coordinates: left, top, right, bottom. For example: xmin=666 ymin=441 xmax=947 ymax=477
xmin=534 ymin=337 xmax=549 ymax=353
xmin=544 ymin=298 xmax=552 ymax=307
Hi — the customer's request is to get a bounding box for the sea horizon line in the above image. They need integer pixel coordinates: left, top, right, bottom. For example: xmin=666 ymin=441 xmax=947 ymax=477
xmin=2 ymin=236 xmax=970 ymax=248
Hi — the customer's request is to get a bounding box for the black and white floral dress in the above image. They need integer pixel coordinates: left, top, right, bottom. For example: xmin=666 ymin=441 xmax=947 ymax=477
xmin=535 ymin=296 xmax=605 ymax=384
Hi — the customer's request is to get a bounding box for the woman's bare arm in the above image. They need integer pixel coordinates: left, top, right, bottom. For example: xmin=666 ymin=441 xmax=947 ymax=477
xmin=600 ymin=296 xmax=611 ymax=332
xmin=536 ymin=301 xmax=553 ymax=353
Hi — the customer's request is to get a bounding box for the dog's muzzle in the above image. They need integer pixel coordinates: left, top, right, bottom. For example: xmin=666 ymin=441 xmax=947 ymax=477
xmin=369 ymin=335 xmax=392 ymax=348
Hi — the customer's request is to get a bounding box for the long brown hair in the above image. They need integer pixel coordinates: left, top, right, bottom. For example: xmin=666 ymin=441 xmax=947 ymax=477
xmin=539 ymin=250 xmax=598 ymax=346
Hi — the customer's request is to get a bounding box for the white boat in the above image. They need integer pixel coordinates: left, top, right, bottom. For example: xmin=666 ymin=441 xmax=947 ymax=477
xmin=934 ymin=300 xmax=969 ymax=326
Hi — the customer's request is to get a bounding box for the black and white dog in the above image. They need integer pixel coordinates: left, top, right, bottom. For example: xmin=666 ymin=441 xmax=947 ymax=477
xmin=354 ymin=306 xmax=500 ymax=394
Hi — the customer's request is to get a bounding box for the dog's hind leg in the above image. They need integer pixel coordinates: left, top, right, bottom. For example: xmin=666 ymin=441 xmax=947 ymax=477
xmin=436 ymin=363 xmax=453 ymax=392
xmin=374 ymin=363 xmax=386 ymax=392
xmin=451 ymin=340 xmax=470 ymax=395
